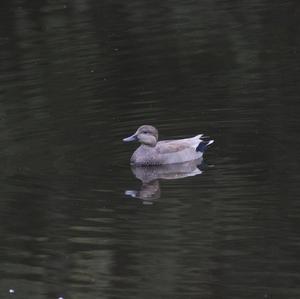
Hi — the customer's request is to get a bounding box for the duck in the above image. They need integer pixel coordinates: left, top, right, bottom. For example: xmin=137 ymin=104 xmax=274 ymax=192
xmin=123 ymin=125 xmax=214 ymax=165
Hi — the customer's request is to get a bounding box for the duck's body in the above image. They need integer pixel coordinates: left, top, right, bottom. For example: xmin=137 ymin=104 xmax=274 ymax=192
xmin=123 ymin=125 xmax=214 ymax=166
xmin=131 ymin=136 xmax=206 ymax=165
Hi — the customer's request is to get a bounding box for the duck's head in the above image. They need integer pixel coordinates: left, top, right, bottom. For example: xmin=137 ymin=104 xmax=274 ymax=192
xmin=123 ymin=125 xmax=158 ymax=147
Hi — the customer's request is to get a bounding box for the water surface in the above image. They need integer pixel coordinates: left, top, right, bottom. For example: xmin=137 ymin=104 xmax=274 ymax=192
xmin=0 ymin=0 xmax=299 ymax=298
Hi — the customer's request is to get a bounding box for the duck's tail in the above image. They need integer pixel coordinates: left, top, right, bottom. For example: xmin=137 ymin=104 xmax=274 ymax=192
xmin=196 ymin=139 xmax=214 ymax=153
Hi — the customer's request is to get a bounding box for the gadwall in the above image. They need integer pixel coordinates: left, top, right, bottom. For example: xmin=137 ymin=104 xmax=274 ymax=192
xmin=123 ymin=125 xmax=214 ymax=165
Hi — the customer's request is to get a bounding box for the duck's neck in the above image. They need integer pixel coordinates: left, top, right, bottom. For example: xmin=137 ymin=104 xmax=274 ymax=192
xmin=141 ymin=142 xmax=156 ymax=148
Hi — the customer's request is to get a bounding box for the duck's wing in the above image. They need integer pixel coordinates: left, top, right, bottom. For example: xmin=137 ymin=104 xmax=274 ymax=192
xmin=157 ymin=135 xmax=203 ymax=154
xmin=156 ymin=142 xmax=188 ymax=154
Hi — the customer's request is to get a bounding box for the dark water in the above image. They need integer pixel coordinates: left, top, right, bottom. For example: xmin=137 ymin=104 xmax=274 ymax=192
xmin=0 ymin=0 xmax=300 ymax=298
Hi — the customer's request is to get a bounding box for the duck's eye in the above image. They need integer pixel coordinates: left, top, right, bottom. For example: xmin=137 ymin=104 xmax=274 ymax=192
xmin=142 ymin=131 xmax=148 ymax=134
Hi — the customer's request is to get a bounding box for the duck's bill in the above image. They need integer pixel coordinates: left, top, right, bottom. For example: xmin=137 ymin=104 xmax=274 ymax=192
xmin=123 ymin=134 xmax=137 ymax=142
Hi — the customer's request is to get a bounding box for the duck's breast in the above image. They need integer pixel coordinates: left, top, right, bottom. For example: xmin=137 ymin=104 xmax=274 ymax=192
xmin=130 ymin=145 xmax=161 ymax=165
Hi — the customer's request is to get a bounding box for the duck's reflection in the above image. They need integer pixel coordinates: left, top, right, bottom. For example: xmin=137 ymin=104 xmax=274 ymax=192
xmin=125 ymin=159 xmax=203 ymax=202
